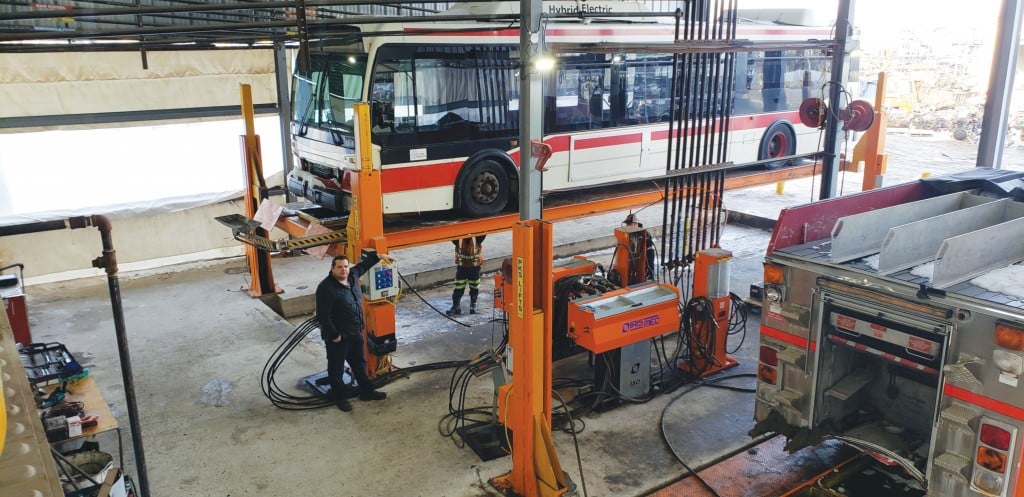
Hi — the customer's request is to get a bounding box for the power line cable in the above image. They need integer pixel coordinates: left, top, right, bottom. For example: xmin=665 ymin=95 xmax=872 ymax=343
xmin=659 ymin=373 xmax=757 ymax=497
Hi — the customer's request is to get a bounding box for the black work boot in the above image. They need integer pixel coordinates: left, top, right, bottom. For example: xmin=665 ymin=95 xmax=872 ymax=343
xmin=469 ymin=302 xmax=477 ymax=314
xmin=358 ymin=389 xmax=387 ymax=401
xmin=335 ymin=397 xmax=353 ymax=412
xmin=446 ymin=306 xmax=462 ymax=316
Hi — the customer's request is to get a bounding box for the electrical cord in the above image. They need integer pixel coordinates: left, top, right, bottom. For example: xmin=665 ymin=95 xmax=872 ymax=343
xmin=726 ymin=292 xmax=748 ymax=355
xmin=261 ymin=317 xmax=334 ymax=410
xmin=437 ymin=351 xmax=502 ymax=445
xmin=397 ymin=270 xmax=472 ymax=328
xmin=659 ymin=373 xmax=757 ymax=497
xmin=679 ymin=296 xmax=720 ymax=376
xmin=552 ymin=389 xmax=589 ymax=497
xmin=261 ymin=317 xmax=469 ymax=410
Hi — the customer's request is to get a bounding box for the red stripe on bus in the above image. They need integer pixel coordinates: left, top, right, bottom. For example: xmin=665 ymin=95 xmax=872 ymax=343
xmin=379 ymin=110 xmax=800 ymax=193
xmin=648 ymin=112 xmax=798 ymax=141
xmin=380 ymin=161 xmax=463 ymax=194
xmin=544 ymin=135 xmax=570 ymax=154
xmin=761 ymin=325 xmax=816 ymax=352
xmin=733 ymin=112 xmax=801 ymax=129
xmin=575 ymin=133 xmax=641 ymax=150
xmin=944 ymin=384 xmax=1024 ymax=422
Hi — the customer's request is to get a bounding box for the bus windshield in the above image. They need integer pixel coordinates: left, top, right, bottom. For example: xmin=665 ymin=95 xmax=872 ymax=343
xmin=291 ymin=53 xmax=367 ymax=133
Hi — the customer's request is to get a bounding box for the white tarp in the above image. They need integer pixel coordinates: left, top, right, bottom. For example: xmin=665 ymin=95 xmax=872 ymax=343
xmin=0 ymin=48 xmax=290 ymax=226
xmin=0 ymin=50 xmax=278 ymax=122
xmin=0 ymin=116 xmax=285 ymax=226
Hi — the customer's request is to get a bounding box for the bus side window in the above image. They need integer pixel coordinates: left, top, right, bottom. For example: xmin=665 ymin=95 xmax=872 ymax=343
xmin=761 ymin=50 xmax=786 ymax=113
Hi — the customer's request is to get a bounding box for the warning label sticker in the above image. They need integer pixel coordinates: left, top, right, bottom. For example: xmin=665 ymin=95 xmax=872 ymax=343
xmin=829 ymin=312 xmax=939 ymax=358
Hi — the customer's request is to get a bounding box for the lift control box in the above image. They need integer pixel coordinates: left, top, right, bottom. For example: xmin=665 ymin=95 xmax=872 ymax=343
xmin=367 ymin=261 xmax=399 ymax=301
xmin=567 ymin=281 xmax=680 ymax=354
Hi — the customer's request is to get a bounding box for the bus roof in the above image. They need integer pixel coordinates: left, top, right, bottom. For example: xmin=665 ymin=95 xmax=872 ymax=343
xmin=441 ymin=1 xmax=659 ymax=21
xmin=308 ymin=5 xmax=834 ymax=53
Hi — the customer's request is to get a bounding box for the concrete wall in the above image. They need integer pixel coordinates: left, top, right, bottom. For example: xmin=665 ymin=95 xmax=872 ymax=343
xmin=0 ymin=201 xmax=264 ymax=285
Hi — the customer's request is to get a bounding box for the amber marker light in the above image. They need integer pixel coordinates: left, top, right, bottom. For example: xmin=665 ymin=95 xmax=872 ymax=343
xmin=995 ymin=322 xmax=1024 ymax=351
xmin=764 ymin=264 xmax=784 ymax=284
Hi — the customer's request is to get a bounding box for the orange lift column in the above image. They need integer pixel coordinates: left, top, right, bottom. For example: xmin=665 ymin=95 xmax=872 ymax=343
xmin=491 ymin=220 xmax=566 ymax=497
xmin=348 ymin=102 xmax=395 ymax=378
xmin=853 ymin=72 xmax=889 ymax=191
xmin=239 ymin=84 xmax=280 ymax=297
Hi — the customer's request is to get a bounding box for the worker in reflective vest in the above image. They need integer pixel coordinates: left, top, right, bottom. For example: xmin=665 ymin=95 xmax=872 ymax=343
xmin=446 ymin=235 xmax=486 ymax=316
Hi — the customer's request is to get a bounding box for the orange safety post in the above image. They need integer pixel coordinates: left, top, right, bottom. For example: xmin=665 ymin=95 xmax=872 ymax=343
xmin=239 ymin=84 xmax=280 ymax=297
xmin=853 ymin=72 xmax=889 ymax=191
xmin=346 ymin=101 xmax=393 ymax=378
xmin=491 ymin=220 xmax=566 ymax=497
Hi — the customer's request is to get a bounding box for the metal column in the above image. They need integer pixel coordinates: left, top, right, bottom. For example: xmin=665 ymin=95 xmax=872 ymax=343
xmin=819 ymin=0 xmax=856 ymax=200
xmin=977 ymin=0 xmax=1024 ymax=168
xmin=518 ymin=0 xmax=544 ymax=220
xmin=274 ymin=41 xmax=296 ymax=201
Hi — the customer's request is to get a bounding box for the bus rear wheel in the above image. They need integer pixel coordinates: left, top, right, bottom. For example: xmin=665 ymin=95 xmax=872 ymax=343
xmin=459 ymin=159 xmax=509 ymax=218
xmin=759 ymin=121 xmax=797 ymax=170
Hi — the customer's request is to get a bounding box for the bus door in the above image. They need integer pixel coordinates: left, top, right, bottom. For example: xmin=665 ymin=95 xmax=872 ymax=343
xmin=565 ymin=54 xmax=658 ymax=182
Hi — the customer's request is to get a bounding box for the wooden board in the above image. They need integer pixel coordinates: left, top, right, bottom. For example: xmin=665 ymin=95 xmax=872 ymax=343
xmin=44 ymin=376 xmax=118 ymax=440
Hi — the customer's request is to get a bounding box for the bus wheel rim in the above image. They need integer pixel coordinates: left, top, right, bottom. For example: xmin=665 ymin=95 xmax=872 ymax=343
xmin=472 ymin=171 xmax=499 ymax=205
xmin=769 ymin=132 xmax=787 ymax=158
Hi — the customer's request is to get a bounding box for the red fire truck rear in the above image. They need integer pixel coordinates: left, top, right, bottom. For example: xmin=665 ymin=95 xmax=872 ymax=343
xmin=751 ymin=170 xmax=1024 ymax=497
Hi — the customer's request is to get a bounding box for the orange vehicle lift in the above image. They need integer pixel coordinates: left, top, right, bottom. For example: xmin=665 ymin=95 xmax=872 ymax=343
xmin=489 ymin=219 xmax=567 ymax=497
xmin=238 ymin=84 xmax=280 ymax=298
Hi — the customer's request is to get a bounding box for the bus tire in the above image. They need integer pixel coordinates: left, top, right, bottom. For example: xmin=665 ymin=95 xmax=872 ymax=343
xmin=759 ymin=120 xmax=797 ymax=170
xmin=458 ymin=159 xmax=509 ymax=218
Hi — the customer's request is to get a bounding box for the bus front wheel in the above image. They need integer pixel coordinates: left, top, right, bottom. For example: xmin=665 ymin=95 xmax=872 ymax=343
xmin=759 ymin=121 xmax=797 ymax=170
xmin=459 ymin=159 xmax=509 ymax=218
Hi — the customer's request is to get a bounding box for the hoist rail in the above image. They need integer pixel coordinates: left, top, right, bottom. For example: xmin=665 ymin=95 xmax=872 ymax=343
xmin=215 ymin=214 xmax=348 ymax=252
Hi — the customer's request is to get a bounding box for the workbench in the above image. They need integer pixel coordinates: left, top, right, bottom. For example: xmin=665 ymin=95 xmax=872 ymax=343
xmin=44 ymin=377 xmax=120 ymax=443
xmin=42 ymin=376 xmax=129 ymax=497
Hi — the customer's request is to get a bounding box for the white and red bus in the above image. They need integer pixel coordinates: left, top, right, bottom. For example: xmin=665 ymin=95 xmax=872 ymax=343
xmin=286 ymin=2 xmax=834 ymax=217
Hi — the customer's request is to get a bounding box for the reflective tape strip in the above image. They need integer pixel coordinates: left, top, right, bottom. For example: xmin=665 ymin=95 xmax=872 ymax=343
xmin=761 ymin=325 xmax=816 ymax=352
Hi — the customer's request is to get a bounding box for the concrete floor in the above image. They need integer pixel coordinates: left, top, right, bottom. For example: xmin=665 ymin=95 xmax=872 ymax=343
xmin=22 ymin=206 xmax=771 ymax=497
xmin=19 ymin=133 xmax=1016 ymax=496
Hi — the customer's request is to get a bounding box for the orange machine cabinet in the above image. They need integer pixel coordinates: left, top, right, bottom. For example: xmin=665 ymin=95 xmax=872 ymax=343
xmin=567 ymin=282 xmax=680 ymax=354
xmin=494 ymin=256 xmax=596 ymax=315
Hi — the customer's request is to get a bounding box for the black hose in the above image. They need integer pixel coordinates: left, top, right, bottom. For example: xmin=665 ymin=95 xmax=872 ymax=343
xmin=261 ymin=317 xmax=468 ymax=410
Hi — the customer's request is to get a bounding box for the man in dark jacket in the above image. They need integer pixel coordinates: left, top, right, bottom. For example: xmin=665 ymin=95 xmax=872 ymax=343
xmin=316 ymin=250 xmax=392 ymax=411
